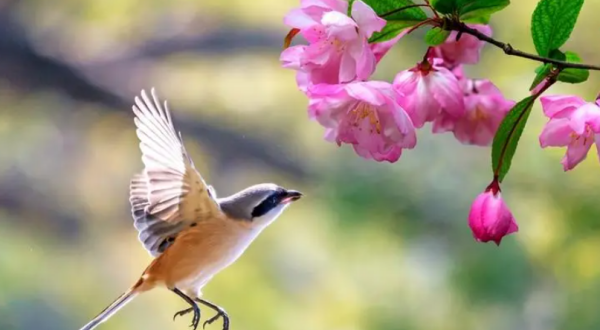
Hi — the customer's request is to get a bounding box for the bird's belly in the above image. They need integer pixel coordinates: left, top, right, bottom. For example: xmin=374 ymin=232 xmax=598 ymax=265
xmin=174 ymin=227 xmax=262 ymax=294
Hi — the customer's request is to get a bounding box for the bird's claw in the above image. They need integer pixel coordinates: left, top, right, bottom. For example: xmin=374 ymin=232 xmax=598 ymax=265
xmin=173 ymin=307 xmax=201 ymax=330
xmin=173 ymin=307 xmax=192 ymax=321
xmin=202 ymin=308 xmax=229 ymax=330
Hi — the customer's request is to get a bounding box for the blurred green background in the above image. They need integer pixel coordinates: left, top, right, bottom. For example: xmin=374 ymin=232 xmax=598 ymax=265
xmin=1 ymin=0 xmax=600 ymax=330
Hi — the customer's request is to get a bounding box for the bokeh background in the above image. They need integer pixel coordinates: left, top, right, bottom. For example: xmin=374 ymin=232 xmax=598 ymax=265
xmin=1 ymin=0 xmax=600 ymax=329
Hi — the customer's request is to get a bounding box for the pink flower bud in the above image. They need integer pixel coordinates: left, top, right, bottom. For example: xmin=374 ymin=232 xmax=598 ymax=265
xmin=430 ymin=24 xmax=492 ymax=66
xmin=468 ymin=190 xmax=518 ymax=245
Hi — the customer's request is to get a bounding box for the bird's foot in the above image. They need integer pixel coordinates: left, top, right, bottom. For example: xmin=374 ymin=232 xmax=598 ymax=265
xmin=202 ymin=307 xmax=229 ymax=330
xmin=173 ymin=307 xmax=193 ymax=321
xmin=173 ymin=306 xmax=201 ymax=330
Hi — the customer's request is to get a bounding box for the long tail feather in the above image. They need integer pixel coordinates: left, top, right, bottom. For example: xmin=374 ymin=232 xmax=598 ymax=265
xmin=78 ymin=288 xmax=138 ymax=330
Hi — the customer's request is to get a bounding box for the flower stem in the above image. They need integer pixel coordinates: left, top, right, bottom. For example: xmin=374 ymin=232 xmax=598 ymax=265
xmin=405 ymin=18 xmax=439 ymax=35
xmin=423 ymin=0 xmax=440 ymax=18
xmin=485 ymin=179 xmax=501 ymax=194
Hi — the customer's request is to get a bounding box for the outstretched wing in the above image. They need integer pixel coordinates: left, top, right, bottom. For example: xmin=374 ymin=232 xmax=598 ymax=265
xmin=128 ymin=88 xmax=221 ymax=256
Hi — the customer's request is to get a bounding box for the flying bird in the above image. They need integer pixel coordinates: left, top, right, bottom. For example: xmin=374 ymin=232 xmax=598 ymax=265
xmin=78 ymin=89 xmax=303 ymax=330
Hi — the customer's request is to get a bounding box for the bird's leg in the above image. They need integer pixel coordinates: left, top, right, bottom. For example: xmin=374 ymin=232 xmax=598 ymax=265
xmin=172 ymin=288 xmax=201 ymax=330
xmin=195 ymin=298 xmax=229 ymax=330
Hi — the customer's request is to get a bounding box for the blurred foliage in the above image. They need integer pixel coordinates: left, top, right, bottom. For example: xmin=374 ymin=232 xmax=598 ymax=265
xmin=1 ymin=1 xmax=600 ymax=330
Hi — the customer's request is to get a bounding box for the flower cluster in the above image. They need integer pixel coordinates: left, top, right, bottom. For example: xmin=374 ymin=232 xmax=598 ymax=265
xmin=280 ymin=0 xmax=600 ymax=246
xmin=467 ymin=88 xmax=600 ymax=246
xmin=281 ymin=0 xmax=514 ymax=163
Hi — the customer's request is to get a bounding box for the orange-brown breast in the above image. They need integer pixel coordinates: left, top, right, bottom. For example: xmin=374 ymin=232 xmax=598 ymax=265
xmin=141 ymin=217 xmax=260 ymax=293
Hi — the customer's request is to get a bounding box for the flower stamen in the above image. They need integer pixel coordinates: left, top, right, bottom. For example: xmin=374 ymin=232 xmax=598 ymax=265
xmin=468 ymin=105 xmax=488 ymax=121
xmin=349 ymin=102 xmax=382 ymax=134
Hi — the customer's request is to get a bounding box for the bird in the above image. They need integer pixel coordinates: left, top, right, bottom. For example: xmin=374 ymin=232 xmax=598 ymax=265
xmin=78 ymin=88 xmax=303 ymax=330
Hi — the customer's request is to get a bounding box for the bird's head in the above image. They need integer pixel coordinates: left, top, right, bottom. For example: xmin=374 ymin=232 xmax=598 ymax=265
xmin=218 ymin=183 xmax=302 ymax=227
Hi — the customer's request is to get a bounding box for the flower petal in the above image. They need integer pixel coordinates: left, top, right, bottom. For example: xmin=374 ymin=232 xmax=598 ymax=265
xmin=354 ymin=39 xmax=377 ymax=80
xmin=339 ymin=51 xmax=357 ymax=83
xmin=284 ymin=8 xmax=319 ymax=30
xmin=540 ymin=95 xmax=586 ymax=118
xmin=321 ymin=11 xmax=358 ymax=41
xmin=431 ymin=112 xmax=455 ymax=134
xmin=596 ymin=134 xmax=600 ymax=163
xmin=562 ymin=134 xmax=594 ymax=171
xmin=539 ymin=118 xmax=573 ymax=148
xmin=344 ymin=81 xmax=386 ymax=106
xmin=351 ymin=0 xmax=386 ymax=37
xmin=280 ymin=45 xmax=306 ymax=69
xmin=429 ymin=68 xmax=465 ymax=117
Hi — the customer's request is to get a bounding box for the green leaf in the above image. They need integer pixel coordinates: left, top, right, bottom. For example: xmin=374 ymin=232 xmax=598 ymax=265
xmin=531 ymin=0 xmax=584 ymax=57
xmin=424 ymin=27 xmax=450 ymax=45
xmin=529 ymin=63 xmax=552 ymax=91
xmin=558 ymin=51 xmax=589 ymax=84
xmin=528 ymin=49 xmax=565 ymax=90
xmin=364 ymin=0 xmax=428 ymax=43
xmin=529 ymin=50 xmax=589 ymax=89
xmin=430 ymin=0 xmax=509 ymax=20
xmin=430 ymin=0 xmax=457 ymax=14
xmin=548 ymin=48 xmax=567 ymax=61
xmin=458 ymin=0 xmax=510 ymax=22
xmin=363 ymin=0 xmax=427 ymax=20
xmin=491 ymin=96 xmax=536 ymax=182
xmin=369 ymin=21 xmax=420 ymax=42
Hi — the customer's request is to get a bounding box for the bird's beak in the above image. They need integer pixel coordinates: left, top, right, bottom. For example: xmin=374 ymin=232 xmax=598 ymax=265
xmin=280 ymin=190 xmax=303 ymax=204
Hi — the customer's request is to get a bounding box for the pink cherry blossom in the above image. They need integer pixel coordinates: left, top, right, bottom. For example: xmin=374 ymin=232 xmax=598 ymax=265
xmin=307 ymin=81 xmax=416 ymax=162
xmin=431 ymin=24 xmax=492 ymax=67
xmin=539 ymin=95 xmax=600 ymax=171
xmin=392 ymin=58 xmax=465 ymax=128
xmin=432 ymin=79 xmax=514 ymax=146
xmin=280 ymin=0 xmax=386 ymax=87
xmin=468 ymin=189 xmax=518 ymax=246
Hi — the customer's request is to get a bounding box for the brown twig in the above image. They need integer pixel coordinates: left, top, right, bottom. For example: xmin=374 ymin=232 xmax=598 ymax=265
xmin=405 ymin=18 xmax=439 ymax=35
xmin=423 ymin=0 xmax=439 ymax=18
xmin=380 ymin=4 xmax=431 ymax=18
xmin=451 ymin=22 xmax=600 ymax=71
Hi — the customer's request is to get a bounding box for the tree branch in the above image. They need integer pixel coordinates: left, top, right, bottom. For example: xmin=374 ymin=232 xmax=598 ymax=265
xmin=380 ymin=4 xmax=431 ymax=18
xmin=451 ymin=22 xmax=600 ymax=71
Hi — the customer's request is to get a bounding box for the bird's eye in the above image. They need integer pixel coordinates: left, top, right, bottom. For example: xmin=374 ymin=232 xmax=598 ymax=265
xmin=251 ymin=192 xmax=284 ymax=218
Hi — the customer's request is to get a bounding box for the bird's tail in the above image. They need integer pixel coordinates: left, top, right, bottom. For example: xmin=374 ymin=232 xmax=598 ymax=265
xmin=78 ymin=279 xmax=145 ymax=330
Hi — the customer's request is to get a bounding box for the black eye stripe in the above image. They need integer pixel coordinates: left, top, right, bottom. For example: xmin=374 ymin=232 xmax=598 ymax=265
xmin=251 ymin=190 xmax=286 ymax=218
